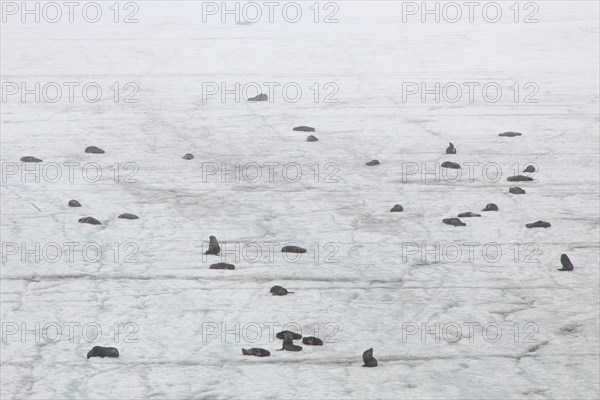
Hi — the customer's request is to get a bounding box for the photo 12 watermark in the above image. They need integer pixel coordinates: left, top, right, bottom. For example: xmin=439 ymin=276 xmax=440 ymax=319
xmin=401 ymin=242 xmax=540 ymax=265
xmin=2 ymin=321 xmax=139 ymax=343
xmin=401 ymin=82 xmax=539 ymax=104
xmin=201 ymin=1 xmax=340 ymax=24
xmin=1 ymin=241 xmax=140 ymax=264
xmin=197 ymin=161 xmax=340 ymax=184
xmin=1 ymin=1 xmax=140 ymax=24
xmin=201 ymin=241 xmax=340 ymax=264
xmin=201 ymin=321 xmax=339 ymax=343
xmin=201 ymin=81 xmax=339 ymax=103
xmin=1 ymin=161 xmax=139 ymax=184
xmin=401 ymin=321 xmax=540 ymax=344
xmin=1 ymin=82 xmax=140 ymax=104
xmin=400 ymin=2 xmax=540 ymax=24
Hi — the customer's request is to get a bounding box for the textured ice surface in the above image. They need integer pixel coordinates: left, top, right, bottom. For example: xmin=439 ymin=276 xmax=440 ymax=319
xmin=1 ymin=1 xmax=599 ymax=399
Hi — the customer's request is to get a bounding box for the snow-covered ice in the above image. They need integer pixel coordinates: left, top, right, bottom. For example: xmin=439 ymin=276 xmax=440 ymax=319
xmin=1 ymin=1 xmax=599 ymax=399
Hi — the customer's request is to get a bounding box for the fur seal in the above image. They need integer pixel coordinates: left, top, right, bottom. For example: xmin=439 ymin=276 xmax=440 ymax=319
xmin=247 ymin=93 xmax=268 ymax=102
xmin=20 ymin=156 xmax=42 ymax=162
xmin=558 ymin=254 xmax=574 ymax=271
xmin=280 ymin=331 xmax=302 ymax=351
xmin=482 ymin=203 xmax=498 ymax=211
xmin=390 ymin=204 xmax=404 ymax=212
xmin=85 ymin=146 xmax=105 ymax=154
xmin=118 ymin=213 xmax=139 ymax=220
xmin=68 ymin=199 xmax=81 ymax=207
xmin=366 ymin=160 xmax=380 ymax=166
xmin=87 ymin=346 xmax=119 ymax=359
xmin=507 ymin=175 xmax=533 ymax=182
xmin=443 ymin=218 xmax=466 ymax=226
xmin=457 ymin=212 xmax=481 ymax=218
xmin=523 ymin=165 xmax=535 ymax=173
xmin=182 ymin=153 xmax=194 ymax=160
xmin=270 ymin=285 xmax=293 ymax=296
xmin=242 ymin=348 xmax=270 ymax=357
xmin=302 ymin=336 xmax=323 ymax=346
xmin=525 ymin=220 xmax=551 ymax=228
xmin=498 ymin=132 xmax=522 ymax=137
xmin=362 ymin=348 xmax=378 ymax=367
xmin=209 ymin=262 xmax=235 ymax=270
xmin=205 ymin=236 xmax=221 ymax=255
xmin=441 ymin=161 xmax=461 ymax=169
xmin=293 ymin=126 xmax=316 ymax=132
xmin=446 ymin=142 xmax=456 ymax=154
xmin=275 ymin=330 xmax=302 ymax=340
xmin=307 ymin=135 xmax=319 ymax=142
xmin=79 ymin=217 xmax=101 ymax=225
xmin=281 ymin=245 xmax=306 ymax=254
xmin=509 ymin=187 xmax=526 ymax=194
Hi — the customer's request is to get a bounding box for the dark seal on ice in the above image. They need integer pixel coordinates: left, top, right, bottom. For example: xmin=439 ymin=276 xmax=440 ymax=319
xmin=362 ymin=348 xmax=378 ymax=367
xmin=390 ymin=204 xmax=404 ymax=212
xmin=209 ymin=262 xmax=235 ymax=270
xmin=280 ymin=331 xmax=302 ymax=351
xmin=87 ymin=346 xmax=119 ymax=359
xmin=558 ymin=254 xmax=574 ymax=271
xmin=182 ymin=153 xmax=194 ymax=160
xmin=205 ymin=236 xmax=221 ymax=255
xmin=85 ymin=146 xmax=105 ymax=154
xmin=498 ymin=132 xmax=522 ymax=137
xmin=118 ymin=213 xmax=139 ymax=220
xmin=20 ymin=156 xmax=42 ymax=162
xmin=242 ymin=348 xmax=270 ymax=357
xmin=366 ymin=160 xmax=380 ymax=166
xmin=441 ymin=161 xmax=461 ymax=169
xmin=446 ymin=142 xmax=456 ymax=154
xmin=443 ymin=218 xmax=466 ymax=227
xmin=247 ymin=93 xmax=268 ymax=102
xmin=525 ymin=220 xmax=551 ymax=228
xmin=457 ymin=212 xmax=481 ymax=218
xmin=523 ymin=165 xmax=535 ymax=173
xmin=281 ymin=245 xmax=306 ymax=254
xmin=68 ymin=199 xmax=81 ymax=207
xmin=481 ymin=203 xmax=498 ymax=212
xmin=275 ymin=330 xmax=302 ymax=340
xmin=509 ymin=187 xmax=526 ymax=194
xmin=307 ymin=135 xmax=319 ymax=142
xmin=507 ymin=175 xmax=534 ymax=182
xmin=79 ymin=217 xmax=101 ymax=225
xmin=270 ymin=285 xmax=292 ymax=296
xmin=302 ymin=337 xmax=323 ymax=346
xmin=293 ymin=126 xmax=316 ymax=132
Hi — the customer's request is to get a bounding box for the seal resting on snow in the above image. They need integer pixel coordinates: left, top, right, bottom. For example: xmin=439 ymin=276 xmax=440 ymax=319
xmin=79 ymin=217 xmax=101 ymax=225
xmin=85 ymin=146 xmax=105 ymax=154
xmin=182 ymin=153 xmax=194 ymax=160
xmin=523 ymin=165 xmax=535 ymax=173
xmin=443 ymin=218 xmax=466 ymax=226
xmin=457 ymin=212 xmax=481 ymax=218
xmin=68 ymin=199 xmax=81 ymax=207
xmin=526 ymin=220 xmax=551 ymax=228
xmin=441 ymin=161 xmax=460 ymax=169
xmin=87 ymin=346 xmax=119 ymax=359
xmin=507 ymin=175 xmax=533 ymax=182
xmin=209 ymin=262 xmax=235 ymax=270
xmin=242 ymin=348 xmax=270 ymax=357
xmin=20 ymin=156 xmax=42 ymax=162
xmin=205 ymin=236 xmax=221 ymax=255
xmin=498 ymin=132 xmax=522 ymax=137
xmin=302 ymin=337 xmax=323 ymax=346
xmin=275 ymin=330 xmax=302 ymax=340
xmin=247 ymin=93 xmax=268 ymax=102
xmin=362 ymin=348 xmax=378 ymax=367
xmin=446 ymin=142 xmax=456 ymax=154
xmin=509 ymin=187 xmax=526 ymax=194
xmin=558 ymin=254 xmax=574 ymax=271
xmin=281 ymin=245 xmax=306 ymax=254
xmin=293 ymin=126 xmax=315 ymax=132
xmin=270 ymin=285 xmax=292 ymax=296
xmin=366 ymin=160 xmax=380 ymax=166
xmin=482 ymin=203 xmax=498 ymax=211
xmin=118 ymin=213 xmax=139 ymax=220
xmin=307 ymin=135 xmax=318 ymax=142
xmin=390 ymin=204 xmax=404 ymax=212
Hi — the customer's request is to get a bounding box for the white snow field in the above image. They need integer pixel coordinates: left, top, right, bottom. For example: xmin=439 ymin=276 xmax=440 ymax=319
xmin=1 ymin=1 xmax=599 ymax=399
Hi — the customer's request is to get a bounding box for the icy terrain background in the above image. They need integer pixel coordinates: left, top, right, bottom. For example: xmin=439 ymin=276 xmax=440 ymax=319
xmin=1 ymin=1 xmax=599 ymax=399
